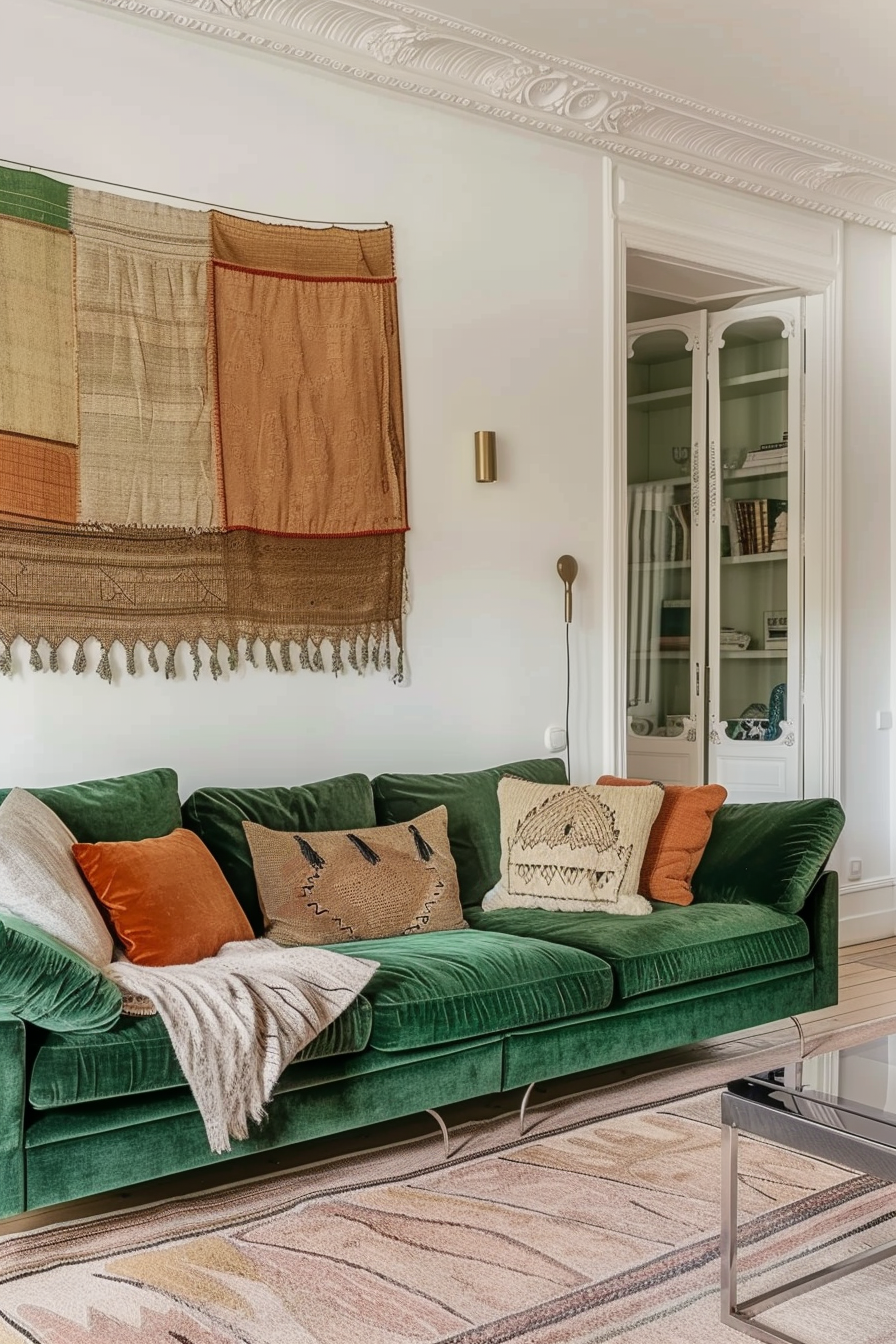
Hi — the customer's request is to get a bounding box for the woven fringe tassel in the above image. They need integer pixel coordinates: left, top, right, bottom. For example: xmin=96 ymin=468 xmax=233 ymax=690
xmin=280 ymin=641 xmax=293 ymax=673
xmin=383 ymin=639 xmax=391 ymax=672
xmin=73 ymin=643 xmax=87 ymax=675
xmin=164 ymin=647 xmax=176 ymax=680
xmin=311 ymin=643 xmax=325 ymax=673
xmin=29 ymin=644 xmax=43 ymax=673
xmin=331 ymin=640 xmax=344 ymax=676
xmin=263 ymin=642 xmax=275 ymax=673
xmin=364 ymin=638 xmax=373 ymax=672
xmin=48 ymin=645 xmax=59 ymax=674
xmin=148 ymin=645 xmax=159 ymax=673
xmin=227 ymin=644 xmax=237 ymax=672
xmin=190 ymin=641 xmax=202 ymax=681
xmin=125 ymin=646 xmax=136 ymax=677
xmin=393 ymin=647 xmax=405 ymax=685
xmin=0 ymin=642 xmax=11 ymax=678
xmin=244 ymin=639 xmax=257 ymax=668
xmin=298 ymin=640 xmax=311 ymax=671
xmin=209 ymin=647 xmax=223 ymax=681
xmin=97 ymin=647 xmax=112 ymax=684
xmin=347 ymin=637 xmax=359 ymax=673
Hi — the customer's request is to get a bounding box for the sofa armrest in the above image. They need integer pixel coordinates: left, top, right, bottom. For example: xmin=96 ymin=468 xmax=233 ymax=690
xmin=0 ymin=1013 xmax=26 ymax=1219
xmin=801 ymin=870 xmax=839 ymax=1011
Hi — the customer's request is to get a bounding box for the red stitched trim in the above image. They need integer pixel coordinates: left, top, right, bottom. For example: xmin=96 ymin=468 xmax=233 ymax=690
xmin=224 ymin=524 xmax=409 ymax=539
xmin=213 ymin=259 xmax=395 ymax=284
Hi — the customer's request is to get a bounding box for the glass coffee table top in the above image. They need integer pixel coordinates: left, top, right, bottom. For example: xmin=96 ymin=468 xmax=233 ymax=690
xmin=721 ymin=1032 xmax=896 ymax=1342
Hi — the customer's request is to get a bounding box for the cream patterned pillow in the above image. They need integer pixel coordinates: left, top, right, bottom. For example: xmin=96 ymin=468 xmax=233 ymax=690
xmin=243 ymin=805 xmax=467 ymax=946
xmin=482 ymin=777 xmax=663 ymax=917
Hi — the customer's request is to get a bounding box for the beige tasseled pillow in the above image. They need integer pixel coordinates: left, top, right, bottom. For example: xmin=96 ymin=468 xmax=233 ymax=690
xmin=482 ymin=777 xmax=664 ymax=917
xmin=243 ymin=805 xmax=467 ymax=946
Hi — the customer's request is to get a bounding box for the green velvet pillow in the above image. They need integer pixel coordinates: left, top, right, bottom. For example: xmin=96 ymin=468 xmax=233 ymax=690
xmin=181 ymin=774 xmax=378 ymax=933
xmin=0 ymin=914 xmax=121 ymax=1033
xmin=692 ymin=798 xmax=846 ymax=914
xmin=0 ymin=768 xmax=181 ymax=844
xmin=373 ymin=758 xmax=568 ymax=910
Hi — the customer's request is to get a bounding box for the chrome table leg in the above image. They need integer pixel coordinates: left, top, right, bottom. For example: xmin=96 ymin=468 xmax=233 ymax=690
xmin=425 ymin=1108 xmax=451 ymax=1158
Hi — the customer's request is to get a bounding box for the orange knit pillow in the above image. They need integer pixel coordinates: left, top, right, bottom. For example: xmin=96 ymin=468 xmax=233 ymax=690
xmin=72 ymin=828 xmax=254 ymax=966
xmin=596 ymin=777 xmax=727 ymax=905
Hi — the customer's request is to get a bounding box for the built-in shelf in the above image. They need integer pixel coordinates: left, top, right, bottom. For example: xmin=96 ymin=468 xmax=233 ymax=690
xmin=629 ymin=552 xmax=785 ymax=572
xmin=632 ymin=649 xmax=787 ymax=660
xmin=628 ymin=476 xmax=691 ymax=490
xmin=627 ymin=368 xmax=787 ymax=411
xmin=724 ymin=461 xmax=787 ymax=481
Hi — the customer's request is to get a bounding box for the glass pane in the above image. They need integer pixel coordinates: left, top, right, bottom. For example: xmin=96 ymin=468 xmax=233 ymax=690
xmin=717 ymin=315 xmax=789 ymax=742
xmin=627 ymin=328 xmax=693 ymax=741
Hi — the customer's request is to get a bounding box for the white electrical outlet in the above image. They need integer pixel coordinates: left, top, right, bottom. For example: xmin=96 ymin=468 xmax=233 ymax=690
xmin=544 ymin=726 xmax=567 ymax=753
xmin=878 ymin=711 xmax=893 ymax=730
xmin=848 ymin=858 xmax=862 ymax=882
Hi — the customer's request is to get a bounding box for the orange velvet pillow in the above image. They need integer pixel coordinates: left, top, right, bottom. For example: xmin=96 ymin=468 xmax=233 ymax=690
xmin=72 ymin=828 xmax=254 ymax=966
xmin=596 ymin=777 xmax=727 ymax=905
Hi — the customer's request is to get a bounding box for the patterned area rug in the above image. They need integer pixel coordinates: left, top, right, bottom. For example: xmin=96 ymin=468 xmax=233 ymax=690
xmin=1 ymin=1086 xmax=895 ymax=1343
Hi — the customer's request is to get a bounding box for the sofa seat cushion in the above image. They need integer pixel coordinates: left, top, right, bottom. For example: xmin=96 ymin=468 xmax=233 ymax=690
xmin=328 ymin=929 xmax=613 ymax=1051
xmin=29 ymin=997 xmax=373 ymax=1109
xmin=467 ymin=901 xmax=809 ymax=1001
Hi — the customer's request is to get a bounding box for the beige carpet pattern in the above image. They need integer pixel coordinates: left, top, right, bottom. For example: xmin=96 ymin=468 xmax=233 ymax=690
xmin=1 ymin=1078 xmax=895 ymax=1344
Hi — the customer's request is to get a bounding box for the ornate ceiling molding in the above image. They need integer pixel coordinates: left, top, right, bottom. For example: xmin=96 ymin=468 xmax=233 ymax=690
xmin=66 ymin=0 xmax=896 ymax=230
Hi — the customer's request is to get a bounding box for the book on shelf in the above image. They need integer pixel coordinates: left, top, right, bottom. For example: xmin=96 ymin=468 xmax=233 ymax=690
xmin=724 ymin=498 xmax=787 ymax=557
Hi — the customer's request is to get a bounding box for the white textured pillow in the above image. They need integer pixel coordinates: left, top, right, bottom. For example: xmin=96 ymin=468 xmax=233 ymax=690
xmin=482 ymin=777 xmax=663 ymax=917
xmin=0 ymin=788 xmax=113 ymax=966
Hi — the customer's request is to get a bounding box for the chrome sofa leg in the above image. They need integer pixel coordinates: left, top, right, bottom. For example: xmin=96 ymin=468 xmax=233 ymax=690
xmin=519 ymin=1081 xmax=538 ymax=1136
xmin=425 ymin=1108 xmax=451 ymax=1158
xmin=783 ymin=1014 xmax=806 ymax=1091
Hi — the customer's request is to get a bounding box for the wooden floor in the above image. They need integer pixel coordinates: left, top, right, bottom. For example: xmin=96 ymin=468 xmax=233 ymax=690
xmin=4 ymin=937 xmax=896 ymax=1238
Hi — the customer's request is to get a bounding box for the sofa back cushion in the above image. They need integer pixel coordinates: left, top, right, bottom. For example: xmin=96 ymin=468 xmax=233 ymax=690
xmin=372 ymin=758 xmax=568 ymax=911
xmin=692 ymin=798 xmax=846 ymax=914
xmin=0 ymin=913 xmax=121 ymax=1033
xmin=0 ymin=768 xmax=181 ymax=843
xmin=181 ymin=774 xmax=377 ymax=932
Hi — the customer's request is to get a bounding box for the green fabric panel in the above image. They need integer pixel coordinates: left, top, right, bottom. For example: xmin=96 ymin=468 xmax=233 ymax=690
xmin=804 ymin=871 xmax=839 ymax=1009
xmin=468 ymin=900 xmax=809 ymax=1000
xmin=691 ymin=798 xmax=845 ymax=914
xmin=0 ymin=915 xmax=121 ymax=1032
xmin=501 ymin=962 xmax=818 ymax=1090
xmin=29 ymin=996 xmax=373 ymax=1109
xmin=181 ymin=774 xmax=377 ymax=932
xmin=372 ymin=758 xmax=568 ymax=910
xmin=0 ymin=1014 xmax=26 ymax=1218
xmin=326 ymin=928 xmax=613 ymax=1050
xmin=0 ymin=768 xmax=181 ymax=843
xmin=0 ymin=167 xmax=70 ymax=229
xmin=24 ymin=1038 xmax=504 ymax=1208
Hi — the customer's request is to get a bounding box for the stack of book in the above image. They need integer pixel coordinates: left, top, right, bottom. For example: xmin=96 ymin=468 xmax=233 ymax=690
xmin=725 ymin=498 xmax=788 ymax=556
xmin=742 ymin=430 xmax=788 ymax=472
xmin=720 ymin=627 xmax=751 ymax=651
xmin=635 ymin=503 xmax=691 ymax=562
xmin=659 ymin=599 xmax=690 ymax=651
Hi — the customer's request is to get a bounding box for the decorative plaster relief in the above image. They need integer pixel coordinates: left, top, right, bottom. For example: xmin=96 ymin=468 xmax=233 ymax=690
xmin=58 ymin=0 xmax=896 ymax=230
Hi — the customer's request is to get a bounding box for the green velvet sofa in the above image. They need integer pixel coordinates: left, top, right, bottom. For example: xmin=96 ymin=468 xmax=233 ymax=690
xmin=0 ymin=759 xmax=845 ymax=1218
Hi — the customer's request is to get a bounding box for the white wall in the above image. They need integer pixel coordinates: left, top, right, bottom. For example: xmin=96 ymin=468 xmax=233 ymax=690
xmin=838 ymin=222 xmax=895 ymax=941
xmin=0 ymin=0 xmax=610 ymax=796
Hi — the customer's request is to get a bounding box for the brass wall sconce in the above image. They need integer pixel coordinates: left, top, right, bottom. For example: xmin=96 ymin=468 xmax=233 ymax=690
xmin=474 ymin=431 xmax=497 ymax=483
xmin=557 ymin=555 xmax=578 ymax=623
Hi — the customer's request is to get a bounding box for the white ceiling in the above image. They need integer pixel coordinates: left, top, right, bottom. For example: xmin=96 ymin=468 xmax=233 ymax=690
xmin=427 ymin=0 xmax=896 ymax=164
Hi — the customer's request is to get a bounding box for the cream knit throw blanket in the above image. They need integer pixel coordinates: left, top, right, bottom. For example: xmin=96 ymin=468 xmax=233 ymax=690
xmin=106 ymin=939 xmax=378 ymax=1154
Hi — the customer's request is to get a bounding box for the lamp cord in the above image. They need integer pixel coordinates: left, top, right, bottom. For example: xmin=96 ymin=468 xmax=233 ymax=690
xmin=565 ymin=621 xmax=572 ymax=783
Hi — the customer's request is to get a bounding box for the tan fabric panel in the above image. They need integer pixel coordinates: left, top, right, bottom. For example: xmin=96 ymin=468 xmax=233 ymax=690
xmin=71 ymin=189 xmax=219 ymax=529
xmin=0 ymin=520 xmax=405 ymax=663
xmin=214 ymin=263 xmax=406 ymax=537
xmin=0 ymin=217 xmax=77 ymax=445
xmin=0 ymin=432 xmax=77 ymax=524
xmin=210 ymin=212 xmax=393 ymax=279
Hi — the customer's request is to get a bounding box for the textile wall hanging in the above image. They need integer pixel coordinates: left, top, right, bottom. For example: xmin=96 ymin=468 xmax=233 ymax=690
xmin=0 ymin=167 xmax=407 ymax=681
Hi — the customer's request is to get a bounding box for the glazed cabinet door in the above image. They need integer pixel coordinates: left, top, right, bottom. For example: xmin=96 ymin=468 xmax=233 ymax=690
xmin=625 ymin=311 xmax=707 ymax=785
xmin=706 ymin=298 xmax=802 ymax=801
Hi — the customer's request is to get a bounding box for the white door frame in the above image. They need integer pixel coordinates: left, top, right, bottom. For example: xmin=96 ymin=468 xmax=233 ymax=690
xmin=601 ymin=163 xmax=843 ymax=799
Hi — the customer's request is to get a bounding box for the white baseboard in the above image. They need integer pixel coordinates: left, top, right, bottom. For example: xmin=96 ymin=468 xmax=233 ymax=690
xmin=838 ymin=877 xmax=896 ymax=945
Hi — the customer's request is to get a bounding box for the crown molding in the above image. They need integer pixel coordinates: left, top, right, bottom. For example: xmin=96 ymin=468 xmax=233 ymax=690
xmin=61 ymin=0 xmax=896 ymax=231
